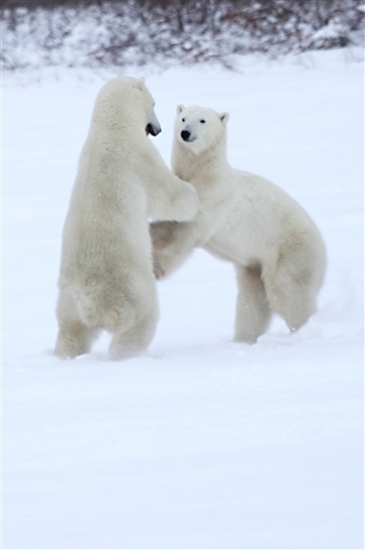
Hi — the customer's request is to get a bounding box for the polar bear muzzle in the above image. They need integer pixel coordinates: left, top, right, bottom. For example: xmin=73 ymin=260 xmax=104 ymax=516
xmin=146 ymin=107 xmax=162 ymax=136
xmin=146 ymin=122 xmax=161 ymax=137
xmin=181 ymin=129 xmax=195 ymax=142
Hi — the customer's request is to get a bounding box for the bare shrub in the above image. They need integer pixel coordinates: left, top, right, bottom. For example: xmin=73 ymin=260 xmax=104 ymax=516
xmin=1 ymin=0 xmax=364 ymax=70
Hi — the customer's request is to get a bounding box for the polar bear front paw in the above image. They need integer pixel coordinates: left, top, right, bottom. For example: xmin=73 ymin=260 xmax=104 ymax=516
xmin=150 ymin=221 xmax=177 ymax=248
xmin=152 ymin=253 xmax=166 ymax=280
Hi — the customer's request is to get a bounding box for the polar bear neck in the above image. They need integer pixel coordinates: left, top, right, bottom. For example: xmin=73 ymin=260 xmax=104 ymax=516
xmin=172 ymin=133 xmax=230 ymax=183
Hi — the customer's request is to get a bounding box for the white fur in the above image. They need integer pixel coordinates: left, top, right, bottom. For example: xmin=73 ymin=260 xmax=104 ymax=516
xmin=55 ymin=79 xmax=199 ymax=360
xmin=150 ymin=105 xmax=326 ymax=343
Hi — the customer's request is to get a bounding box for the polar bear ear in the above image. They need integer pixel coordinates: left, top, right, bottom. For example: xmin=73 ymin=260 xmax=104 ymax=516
xmin=220 ymin=112 xmax=230 ymax=125
xmin=176 ymin=105 xmax=185 ymax=115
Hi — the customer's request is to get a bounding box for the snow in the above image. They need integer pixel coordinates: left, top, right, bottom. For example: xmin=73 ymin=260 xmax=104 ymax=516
xmin=2 ymin=49 xmax=364 ymax=549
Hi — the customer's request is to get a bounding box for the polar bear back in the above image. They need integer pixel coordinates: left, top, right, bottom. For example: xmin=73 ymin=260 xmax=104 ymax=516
xmin=59 ymin=84 xmax=155 ymax=287
xmin=205 ymin=167 xmax=325 ymax=285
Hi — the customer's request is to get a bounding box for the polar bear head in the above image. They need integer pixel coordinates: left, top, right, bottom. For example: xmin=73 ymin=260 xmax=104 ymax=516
xmin=174 ymin=105 xmax=229 ymax=155
xmin=92 ymin=76 xmax=161 ymax=136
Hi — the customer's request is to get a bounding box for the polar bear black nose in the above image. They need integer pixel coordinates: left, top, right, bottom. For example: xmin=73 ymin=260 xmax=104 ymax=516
xmin=181 ymin=130 xmax=191 ymax=141
xmin=146 ymin=123 xmax=161 ymax=137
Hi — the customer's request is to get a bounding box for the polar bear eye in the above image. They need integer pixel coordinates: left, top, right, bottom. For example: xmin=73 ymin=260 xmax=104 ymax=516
xmin=200 ymin=119 xmax=206 ymax=124
xmin=182 ymin=118 xmax=185 ymax=122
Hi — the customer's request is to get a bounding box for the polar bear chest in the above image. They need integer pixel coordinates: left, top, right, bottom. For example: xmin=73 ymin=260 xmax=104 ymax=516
xmin=200 ymin=183 xmax=280 ymax=266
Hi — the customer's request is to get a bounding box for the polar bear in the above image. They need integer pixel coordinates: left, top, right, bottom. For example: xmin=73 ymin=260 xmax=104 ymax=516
xmin=150 ymin=105 xmax=326 ymax=343
xmin=55 ymin=79 xmax=199 ymax=360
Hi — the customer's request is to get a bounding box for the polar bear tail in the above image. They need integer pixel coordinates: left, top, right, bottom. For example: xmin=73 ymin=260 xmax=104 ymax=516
xmin=71 ymin=286 xmax=101 ymax=328
xmin=70 ymin=283 xmax=137 ymax=333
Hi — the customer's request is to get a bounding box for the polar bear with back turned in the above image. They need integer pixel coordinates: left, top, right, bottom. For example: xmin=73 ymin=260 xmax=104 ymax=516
xmin=55 ymin=79 xmax=199 ymax=360
xmin=150 ymin=105 xmax=326 ymax=343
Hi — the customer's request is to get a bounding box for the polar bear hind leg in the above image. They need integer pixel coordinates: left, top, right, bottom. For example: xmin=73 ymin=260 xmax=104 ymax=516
xmin=234 ymin=264 xmax=272 ymax=343
xmin=263 ymin=242 xmax=325 ymax=332
xmin=264 ymin=267 xmax=317 ymax=332
xmin=56 ymin=281 xmax=159 ymax=360
xmin=55 ymin=289 xmax=100 ymax=359
xmin=108 ymin=296 xmax=159 ymax=360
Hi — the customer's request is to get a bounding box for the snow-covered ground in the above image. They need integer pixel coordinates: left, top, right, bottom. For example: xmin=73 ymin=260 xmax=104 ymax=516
xmin=2 ymin=49 xmax=364 ymax=549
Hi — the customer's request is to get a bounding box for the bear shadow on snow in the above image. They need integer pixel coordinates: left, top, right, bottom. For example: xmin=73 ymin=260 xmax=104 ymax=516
xmin=150 ymin=104 xmax=327 ymax=344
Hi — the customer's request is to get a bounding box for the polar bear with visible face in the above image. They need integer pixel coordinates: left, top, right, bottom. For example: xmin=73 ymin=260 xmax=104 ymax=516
xmin=150 ymin=105 xmax=326 ymax=343
xmin=55 ymin=79 xmax=199 ymax=360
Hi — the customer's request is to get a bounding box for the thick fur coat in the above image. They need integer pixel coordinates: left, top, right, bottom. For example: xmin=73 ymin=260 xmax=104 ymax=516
xmin=150 ymin=105 xmax=326 ymax=343
xmin=55 ymin=79 xmax=199 ymax=359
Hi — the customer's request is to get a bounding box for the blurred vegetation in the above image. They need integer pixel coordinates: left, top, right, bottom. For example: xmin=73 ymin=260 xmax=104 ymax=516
xmin=2 ymin=0 xmax=364 ymax=70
